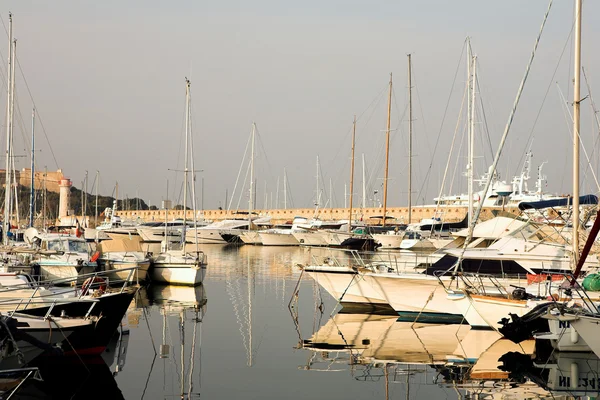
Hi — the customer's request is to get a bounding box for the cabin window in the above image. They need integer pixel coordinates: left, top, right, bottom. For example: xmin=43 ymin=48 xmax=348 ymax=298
xmin=47 ymin=241 xmax=63 ymax=251
xmin=68 ymin=241 xmax=88 ymax=253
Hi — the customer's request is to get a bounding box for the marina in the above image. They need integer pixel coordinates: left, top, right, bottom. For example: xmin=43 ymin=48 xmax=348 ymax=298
xmin=0 ymin=1 xmax=600 ymax=399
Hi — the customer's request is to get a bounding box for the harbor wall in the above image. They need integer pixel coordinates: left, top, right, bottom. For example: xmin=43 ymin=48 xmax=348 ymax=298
xmin=115 ymin=205 xmax=517 ymax=225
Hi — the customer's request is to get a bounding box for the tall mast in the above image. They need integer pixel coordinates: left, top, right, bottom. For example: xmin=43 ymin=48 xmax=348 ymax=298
xmin=2 ymin=32 xmax=11 ymax=234
xmin=572 ymin=0 xmax=582 ymax=263
xmin=348 ymin=116 xmax=356 ymax=232
xmin=188 ymin=79 xmax=200 ymax=254
xmin=95 ymin=171 xmax=99 ymax=226
xmin=29 ymin=108 xmax=35 ymax=227
xmin=362 ymin=153 xmax=366 ymax=208
xmin=315 ymin=156 xmax=320 ymax=208
xmin=8 ymin=40 xmax=16 ymax=228
xmin=283 ymin=168 xmax=287 ymax=209
xmin=467 ymin=46 xmax=477 ymax=227
xmin=249 ymin=122 xmax=256 ymax=226
xmin=84 ymin=170 xmax=88 ymax=227
xmin=329 ymin=178 xmax=333 ymax=216
xmin=182 ymin=78 xmax=191 ymax=252
xmin=3 ymin=14 xmax=13 ymax=246
xmin=407 ymin=54 xmax=413 ymax=224
xmin=275 ymin=177 xmax=280 ymax=210
xmin=382 ymin=73 xmax=392 ymax=226
xmin=42 ymin=167 xmax=47 ymax=229
xmin=80 ymin=179 xmax=84 ymax=226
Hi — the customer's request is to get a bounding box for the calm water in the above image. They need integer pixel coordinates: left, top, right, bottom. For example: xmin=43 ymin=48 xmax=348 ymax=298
xmin=13 ymin=245 xmax=598 ymax=399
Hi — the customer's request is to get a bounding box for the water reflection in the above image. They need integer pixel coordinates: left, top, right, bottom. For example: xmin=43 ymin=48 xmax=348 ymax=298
xmin=14 ymin=245 xmax=587 ymax=399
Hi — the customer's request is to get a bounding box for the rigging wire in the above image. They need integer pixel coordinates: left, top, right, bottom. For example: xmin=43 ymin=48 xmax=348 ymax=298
xmin=556 ymin=83 xmax=600 ymax=192
xmin=0 ymin=13 xmax=59 ymax=170
xmin=417 ymin=38 xmax=467 ymax=208
xmin=512 ymin=3 xmax=574 ymax=177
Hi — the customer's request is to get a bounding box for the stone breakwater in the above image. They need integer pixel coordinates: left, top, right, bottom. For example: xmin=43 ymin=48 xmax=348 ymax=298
xmin=115 ymin=205 xmax=518 ymax=225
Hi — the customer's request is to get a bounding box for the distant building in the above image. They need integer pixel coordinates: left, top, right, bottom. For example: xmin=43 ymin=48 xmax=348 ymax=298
xmin=0 ymin=168 xmax=65 ymax=193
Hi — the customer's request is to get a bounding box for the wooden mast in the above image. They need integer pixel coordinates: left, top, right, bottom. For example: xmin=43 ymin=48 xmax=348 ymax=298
xmin=382 ymin=73 xmax=392 ymax=226
xmin=348 ymin=116 xmax=356 ymax=232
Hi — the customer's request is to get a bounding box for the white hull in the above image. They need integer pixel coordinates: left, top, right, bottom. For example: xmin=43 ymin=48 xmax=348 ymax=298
xmin=151 ymin=250 xmax=207 ymax=286
xmin=240 ymin=231 xmax=261 ymax=244
xmin=151 ymin=264 xmax=205 ymax=286
xmin=372 ymin=233 xmax=404 ymax=249
xmin=536 ymin=318 xmax=591 ymax=352
xmin=570 ymin=315 xmax=600 ymax=358
xmin=137 ymin=227 xmax=181 ymax=243
xmin=258 ymin=232 xmax=299 ymax=246
xmin=39 ymin=264 xmax=96 ymax=282
xmin=107 ymin=260 xmax=150 ymax=282
xmin=305 ymin=266 xmax=387 ymax=304
xmin=364 ymin=273 xmax=462 ymax=315
xmin=185 ymin=228 xmax=227 ymax=244
xmin=448 ymin=292 xmax=531 ymax=329
xmin=317 ymin=230 xmax=346 ymax=246
xmin=292 ymin=231 xmax=327 ymax=246
xmin=400 ymin=238 xmax=437 ymax=251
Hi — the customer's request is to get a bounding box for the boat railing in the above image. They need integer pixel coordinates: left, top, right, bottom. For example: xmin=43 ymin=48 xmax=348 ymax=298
xmin=3 ymin=294 xmax=100 ymax=317
xmin=0 ymin=267 xmax=138 ymax=313
xmin=0 ymin=268 xmax=137 ymax=315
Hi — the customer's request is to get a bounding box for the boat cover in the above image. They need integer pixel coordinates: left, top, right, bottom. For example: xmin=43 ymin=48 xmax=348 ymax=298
xmin=518 ymin=195 xmax=598 ymax=211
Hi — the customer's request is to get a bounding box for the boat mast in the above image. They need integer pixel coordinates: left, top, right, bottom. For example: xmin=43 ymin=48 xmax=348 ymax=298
xmin=29 ymin=108 xmax=35 ymax=227
xmin=407 ymin=54 xmax=413 ymax=224
xmin=95 ymin=170 xmax=99 ymax=226
xmin=572 ymin=0 xmax=582 ymax=263
xmin=42 ymin=167 xmax=46 ymax=229
xmin=467 ymin=44 xmax=477 ymax=227
xmin=315 ymin=155 xmax=320 ymax=209
xmin=275 ymin=177 xmax=280 ymax=210
xmin=182 ymin=78 xmax=191 ymax=253
xmin=84 ymin=170 xmax=88 ymax=227
xmin=249 ymin=122 xmax=256 ymax=227
xmin=382 ymin=73 xmax=392 ymax=226
xmin=188 ymin=81 xmax=200 ymax=254
xmin=283 ymin=168 xmax=287 ymax=209
xmin=3 ymin=14 xmax=13 ymax=246
xmin=348 ymin=116 xmax=356 ymax=232
xmin=362 ymin=153 xmax=366 ymax=208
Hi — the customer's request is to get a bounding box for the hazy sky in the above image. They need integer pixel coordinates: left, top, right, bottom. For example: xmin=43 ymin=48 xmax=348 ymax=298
xmin=2 ymin=1 xmax=600 ymax=211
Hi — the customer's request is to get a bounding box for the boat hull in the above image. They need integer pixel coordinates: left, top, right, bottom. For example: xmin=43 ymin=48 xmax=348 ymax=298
xmin=258 ymin=232 xmax=299 ymax=246
xmin=151 ymin=264 xmax=205 ymax=286
xmin=305 ymin=266 xmax=387 ymax=305
xmin=18 ymin=288 xmax=138 ymax=355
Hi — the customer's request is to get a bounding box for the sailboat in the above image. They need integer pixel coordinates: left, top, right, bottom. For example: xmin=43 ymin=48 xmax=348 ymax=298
xmin=152 ymin=78 xmax=207 ymax=286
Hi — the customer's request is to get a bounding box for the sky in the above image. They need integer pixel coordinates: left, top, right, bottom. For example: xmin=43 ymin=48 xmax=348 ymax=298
xmin=1 ymin=0 xmax=600 ymax=211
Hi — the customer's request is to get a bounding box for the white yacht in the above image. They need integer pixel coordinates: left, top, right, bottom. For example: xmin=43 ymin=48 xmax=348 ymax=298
xmin=186 ymin=216 xmax=271 ymax=244
xmin=27 ymin=231 xmax=98 ymax=281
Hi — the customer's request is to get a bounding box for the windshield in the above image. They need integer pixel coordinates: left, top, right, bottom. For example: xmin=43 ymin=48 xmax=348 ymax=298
xmin=68 ymin=240 xmax=88 ymax=253
xmin=47 ymin=240 xmax=64 ymax=251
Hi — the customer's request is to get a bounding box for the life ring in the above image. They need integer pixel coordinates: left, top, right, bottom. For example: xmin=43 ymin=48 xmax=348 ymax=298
xmin=90 ymin=251 xmax=100 ymax=262
xmin=81 ymin=276 xmax=107 ymax=296
xmin=474 ymin=194 xmax=481 ymax=202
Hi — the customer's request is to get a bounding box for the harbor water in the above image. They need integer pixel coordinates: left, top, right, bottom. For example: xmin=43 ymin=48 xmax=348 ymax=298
xmin=12 ymin=245 xmax=592 ymax=399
